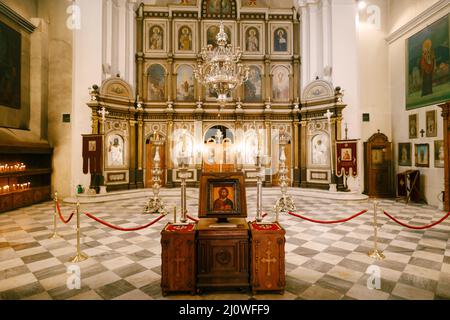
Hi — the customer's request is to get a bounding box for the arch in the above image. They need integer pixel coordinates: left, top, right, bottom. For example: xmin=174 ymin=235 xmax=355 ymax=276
xmin=203 ymin=124 xmax=234 ymax=143
xmin=303 ymin=79 xmax=335 ymax=103
xmin=100 ymin=77 xmax=134 ymax=100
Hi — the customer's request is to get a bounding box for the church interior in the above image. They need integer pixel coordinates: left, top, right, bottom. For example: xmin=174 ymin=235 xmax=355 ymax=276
xmin=0 ymin=0 xmax=450 ymax=301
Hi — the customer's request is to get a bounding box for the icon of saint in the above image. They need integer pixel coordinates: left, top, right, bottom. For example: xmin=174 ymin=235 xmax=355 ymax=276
xmin=213 ymin=187 xmax=234 ymax=211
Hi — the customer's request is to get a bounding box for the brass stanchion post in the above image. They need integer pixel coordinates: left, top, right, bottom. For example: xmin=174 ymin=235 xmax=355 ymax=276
xmin=368 ymin=200 xmax=385 ymax=260
xmin=69 ymin=201 xmax=88 ymax=263
xmin=49 ymin=191 xmax=62 ymax=239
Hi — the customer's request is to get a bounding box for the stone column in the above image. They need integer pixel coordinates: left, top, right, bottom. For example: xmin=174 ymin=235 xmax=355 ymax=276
xmin=322 ymin=0 xmax=332 ymax=81
xmin=129 ymin=118 xmax=137 ymax=188
xmin=299 ymin=3 xmax=310 ymax=89
xmin=299 ymin=119 xmax=308 ymax=187
xmin=165 ymin=116 xmax=175 ymax=188
xmin=137 ymin=109 xmax=144 ymax=188
xmin=293 ymin=117 xmax=300 ymax=187
xmin=136 ymin=3 xmax=144 ymax=98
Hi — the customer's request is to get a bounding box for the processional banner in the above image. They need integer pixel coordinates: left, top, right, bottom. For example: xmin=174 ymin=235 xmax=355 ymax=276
xmin=336 ymin=140 xmax=358 ymax=177
xmin=82 ymin=134 xmax=103 ymax=174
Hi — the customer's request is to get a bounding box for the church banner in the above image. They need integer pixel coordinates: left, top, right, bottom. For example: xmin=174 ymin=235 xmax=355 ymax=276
xmin=336 ymin=140 xmax=358 ymax=177
xmin=82 ymin=134 xmax=103 ymax=174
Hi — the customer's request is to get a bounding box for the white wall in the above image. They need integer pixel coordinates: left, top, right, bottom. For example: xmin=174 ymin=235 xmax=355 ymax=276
xmin=71 ymin=0 xmax=104 ymax=196
xmin=388 ymin=0 xmax=449 ymax=207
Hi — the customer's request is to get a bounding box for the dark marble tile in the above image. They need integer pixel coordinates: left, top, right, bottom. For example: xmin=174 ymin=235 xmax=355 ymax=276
xmin=316 ymin=275 xmax=353 ymax=294
xmin=409 ymin=257 xmax=442 ymax=271
xmin=323 ymin=246 xmax=352 ymax=257
xmin=113 ymin=263 xmax=147 ymax=278
xmin=21 ymin=251 xmax=53 ymax=264
xmin=107 ymin=241 xmax=133 ymax=250
xmin=376 ymin=259 xmax=407 ymax=272
xmin=301 ymin=259 xmax=334 ymax=273
xmin=286 ymin=237 xmax=307 ymax=247
xmin=398 ymin=273 xmax=438 ymax=292
xmin=48 ymin=284 xmax=91 ymax=300
xmin=81 ymin=263 xmax=109 ymax=279
xmin=0 ymin=265 xmax=30 ymax=280
xmin=292 ymin=247 xmax=320 ymax=258
xmin=95 ymin=279 xmax=136 ymax=300
xmin=341 ymin=237 xmax=365 ymax=245
xmin=118 ymin=232 xmax=140 ymax=239
xmin=0 ymin=281 xmax=45 ymax=300
xmin=33 ymin=264 xmax=66 ymax=280
xmin=337 ymin=258 xmax=370 ymax=273
xmin=128 ymin=249 xmax=155 ymax=262
xmin=284 ymin=276 xmax=310 ymax=296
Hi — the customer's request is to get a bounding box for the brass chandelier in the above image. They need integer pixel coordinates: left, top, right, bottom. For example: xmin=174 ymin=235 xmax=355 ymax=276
xmin=194 ymin=21 xmax=249 ymax=108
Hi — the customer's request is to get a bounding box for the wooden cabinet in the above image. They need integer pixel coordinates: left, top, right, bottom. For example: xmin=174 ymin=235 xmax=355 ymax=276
xmin=0 ymin=144 xmax=52 ymax=213
xmin=439 ymin=102 xmax=450 ymax=211
xmin=249 ymin=222 xmax=286 ymax=294
xmin=160 ymin=223 xmax=196 ymax=296
xmin=364 ymin=132 xmax=394 ymax=198
xmin=196 ymin=218 xmax=250 ymax=292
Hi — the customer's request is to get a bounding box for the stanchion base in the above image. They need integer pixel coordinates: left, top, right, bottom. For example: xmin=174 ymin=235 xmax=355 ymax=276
xmin=69 ymin=252 xmax=89 ymax=263
xmin=48 ymin=232 xmax=63 ymax=240
xmin=368 ymin=249 xmax=385 ymax=260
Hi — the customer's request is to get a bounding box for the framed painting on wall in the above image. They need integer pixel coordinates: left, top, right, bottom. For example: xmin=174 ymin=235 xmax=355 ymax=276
xmin=415 ymin=143 xmax=430 ymax=167
xmin=409 ymin=114 xmax=418 ymax=139
xmin=241 ymin=22 xmax=264 ymax=56
xmin=243 ymin=65 xmax=263 ymax=102
xmin=398 ymin=143 xmax=412 ymax=166
xmin=144 ymin=20 xmax=168 ymax=54
xmin=434 ymin=140 xmax=444 ymax=168
xmin=426 ymin=110 xmax=437 ymax=137
xmin=268 ymin=22 xmax=293 ymax=56
xmin=173 ymin=21 xmax=197 ymax=56
xmin=406 ymin=14 xmax=450 ymax=110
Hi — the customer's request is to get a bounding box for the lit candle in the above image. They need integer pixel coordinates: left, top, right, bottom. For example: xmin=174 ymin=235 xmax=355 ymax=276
xmin=27 ymin=182 xmax=31 ymax=189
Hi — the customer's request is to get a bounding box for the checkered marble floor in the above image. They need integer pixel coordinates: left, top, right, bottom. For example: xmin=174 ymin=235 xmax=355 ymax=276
xmin=0 ymin=187 xmax=449 ymax=300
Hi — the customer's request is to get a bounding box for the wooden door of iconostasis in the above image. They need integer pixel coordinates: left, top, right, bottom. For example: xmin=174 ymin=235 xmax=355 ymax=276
xmin=272 ymin=142 xmax=292 ymax=186
xmin=146 ymin=139 xmax=166 ymax=187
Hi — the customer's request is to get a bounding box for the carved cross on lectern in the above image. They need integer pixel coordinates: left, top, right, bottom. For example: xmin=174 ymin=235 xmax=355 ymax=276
xmin=261 ymin=241 xmax=277 ymax=276
xmin=97 ymin=106 xmax=109 ymax=134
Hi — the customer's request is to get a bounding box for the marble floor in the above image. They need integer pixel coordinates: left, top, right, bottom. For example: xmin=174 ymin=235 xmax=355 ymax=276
xmin=0 ymin=187 xmax=449 ymax=300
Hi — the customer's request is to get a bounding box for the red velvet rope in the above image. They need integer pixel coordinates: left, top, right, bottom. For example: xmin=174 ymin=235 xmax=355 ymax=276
xmin=288 ymin=209 xmax=368 ymax=224
xmin=383 ymin=210 xmax=450 ymax=230
xmin=55 ymin=201 xmax=75 ymax=224
xmin=83 ymin=212 xmax=165 ymax=231
xmin=187 ymin=214 xmax=199 ymax=222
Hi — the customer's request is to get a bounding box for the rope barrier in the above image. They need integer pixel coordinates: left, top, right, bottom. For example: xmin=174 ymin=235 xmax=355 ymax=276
xmin=83 ymin=211 xmax=166 ymax=231
xmin=187 ymin=214 xmax=199 ymax=222
xmin=288 ymin=209 xmax=368 ymax=224
xmin=55 ymin=201 xmax=75 ymax=224
xmin=382 ymin=210 xmax=450 ymax=230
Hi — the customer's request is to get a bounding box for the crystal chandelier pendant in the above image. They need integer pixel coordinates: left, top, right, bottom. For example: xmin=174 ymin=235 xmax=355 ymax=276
xmin=194 ymin=21 xmax=249 ymax=114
